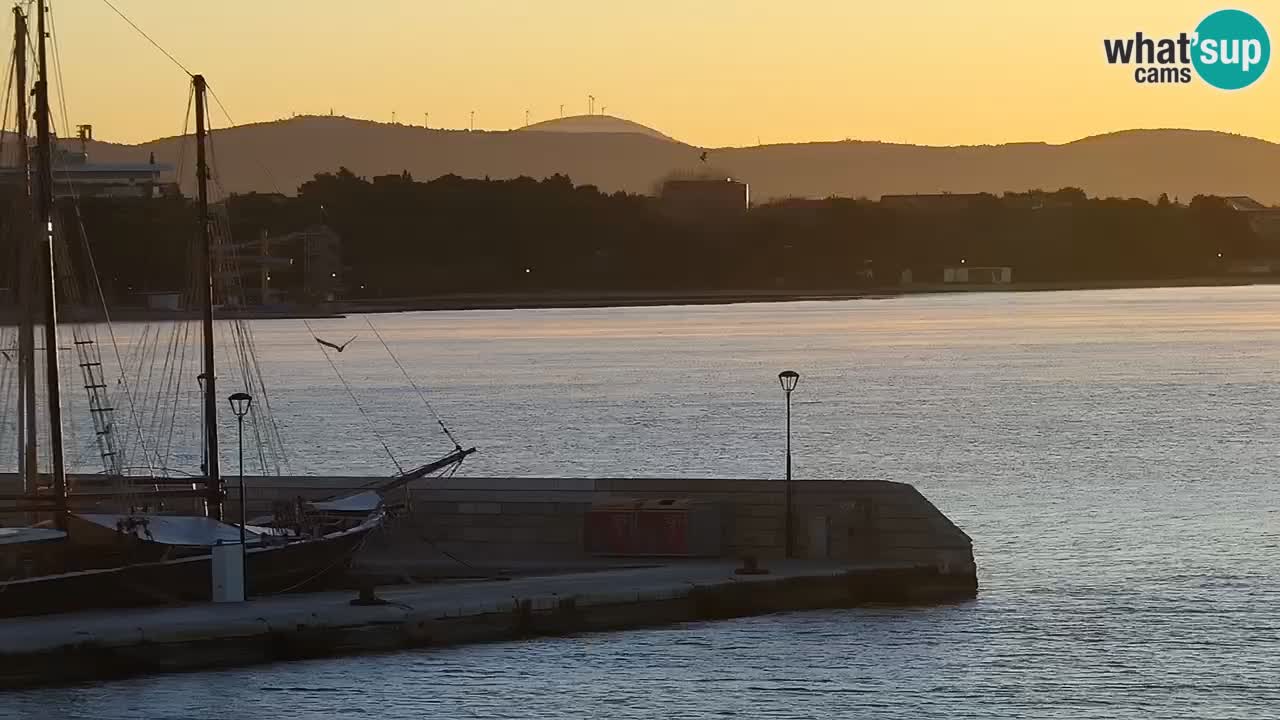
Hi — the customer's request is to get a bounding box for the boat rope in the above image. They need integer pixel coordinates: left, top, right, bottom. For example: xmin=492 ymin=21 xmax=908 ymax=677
xmin=263 ymin=527 xmax=376 ymax=596
xmin=38 ymin=72 xmax=161 ymax=481
xmin=204 ymin=82 xmax=286 ymax=195
xmin=197 ymin=104 xmax=289 ymax=477
xmin=303 ymin=319 xmax=405 ymax=474
xmin=0 ymin=42 xmax=14 ymax=164
xmin=207 ymin=202 xmax=290 ymax=476
xmin=99 ymin=0 xmax=193 ymax=77
xmin=0 ymin=328 xmax=15 ymax=463
xmin=47 ymin=2 xmax=73 ymax=145
xmin=363 ymin=317 xmax=463 ymax=450
xmin=415 ymin=528 xmax=484 ymax=574
xmin=46 ymin=163 xmax=144 ymax=481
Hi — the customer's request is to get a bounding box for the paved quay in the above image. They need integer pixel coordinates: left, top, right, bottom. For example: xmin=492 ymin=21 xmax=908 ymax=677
xmin=0 ymin=560 xmax=971 ymax=688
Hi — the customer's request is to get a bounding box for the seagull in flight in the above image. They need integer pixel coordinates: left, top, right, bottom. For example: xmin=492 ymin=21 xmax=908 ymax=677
xmin=315 ymin=336 xmax=357 ymax=353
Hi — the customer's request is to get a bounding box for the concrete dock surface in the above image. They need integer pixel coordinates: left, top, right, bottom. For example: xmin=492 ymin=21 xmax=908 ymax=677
xmin=0 ymin=560 xmax=972 ymax=688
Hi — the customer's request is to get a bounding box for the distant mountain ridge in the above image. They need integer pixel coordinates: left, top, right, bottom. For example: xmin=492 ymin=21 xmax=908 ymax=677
xmin=73 ymin=117 xmax=1280 ymax=205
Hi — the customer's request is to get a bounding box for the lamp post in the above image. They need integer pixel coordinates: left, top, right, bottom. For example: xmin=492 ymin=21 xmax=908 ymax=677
xmin=228 ymin=391 xmax=252 ymax=598
xmin=197 ymin=373 xmax=208 ymax=476
xmin=778 ymin=370 xmax=800 ymax=558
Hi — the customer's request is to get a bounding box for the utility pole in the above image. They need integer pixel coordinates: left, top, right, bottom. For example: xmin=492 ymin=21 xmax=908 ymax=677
xmin=13 ymin=6 xmax=36 ymax=495
xmin=34 ymin=0 xmax=67 ymax=527
xmin=194 ymin=74 xmax=223 ymax=520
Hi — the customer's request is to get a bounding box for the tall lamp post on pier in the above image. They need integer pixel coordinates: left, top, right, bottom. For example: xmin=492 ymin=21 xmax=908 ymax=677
xmin=778 ymin=370 xmax=800 ymax=558
xmin=228 ymin=392 xmax=253 ymax=597
xmin=197 ymin=373 xmax=208 ymax=476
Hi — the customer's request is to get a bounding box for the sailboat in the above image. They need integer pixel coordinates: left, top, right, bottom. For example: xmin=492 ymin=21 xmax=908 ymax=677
xmin=0 ymin=5 xmax=474 ymax=617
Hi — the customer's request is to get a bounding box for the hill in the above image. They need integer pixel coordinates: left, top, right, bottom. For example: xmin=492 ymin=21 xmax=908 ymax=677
xmin=520 ymin=114 xmax=677 ymax=142
xmin=75 ymin=118 xmax=1280 ymax=204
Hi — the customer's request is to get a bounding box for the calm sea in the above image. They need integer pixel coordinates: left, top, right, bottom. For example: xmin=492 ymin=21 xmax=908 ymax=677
xmin=5 ymin=286 xmax=1280 ymax=718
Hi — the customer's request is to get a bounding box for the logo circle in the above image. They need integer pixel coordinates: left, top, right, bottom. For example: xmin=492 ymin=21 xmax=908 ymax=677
xmin=1193 ymin=9 xmax=1270 ymax=90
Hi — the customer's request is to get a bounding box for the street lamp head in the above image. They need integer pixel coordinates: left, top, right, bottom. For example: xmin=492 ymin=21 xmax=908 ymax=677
xmin=228 ymin=392 xmax=253 ymax=418
xmin=778 ymin=370 xmax=800 ymax=393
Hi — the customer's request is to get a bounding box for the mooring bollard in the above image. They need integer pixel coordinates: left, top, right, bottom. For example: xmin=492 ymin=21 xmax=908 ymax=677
xmin=734 ymin=555 xmax=768 ymax=575
xmin=350 ymin=581 xmax=389 ymax=606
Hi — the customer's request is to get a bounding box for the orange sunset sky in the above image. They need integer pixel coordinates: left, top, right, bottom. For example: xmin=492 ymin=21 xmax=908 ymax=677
xmin=31 ymin=0 xmax=1280 ymax=147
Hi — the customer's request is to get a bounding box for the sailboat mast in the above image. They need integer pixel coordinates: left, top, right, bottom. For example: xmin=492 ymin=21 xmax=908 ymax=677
xmin=193 ymin=74 xmax=223 ymax=520
xmin=33 ymin=0 xmax=68 ymax=527
xmin=13 ymin=6 xmax=37 ymax=495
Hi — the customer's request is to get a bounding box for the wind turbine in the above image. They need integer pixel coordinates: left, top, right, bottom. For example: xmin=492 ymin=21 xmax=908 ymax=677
xmin=525 ymin=109 xmax=530 ymax=126
xmin=470 ymin=110 xmax=475 ymax=130
xmin=588 ymin=94 xmax=595 ymax=115
xmin=559 ymin=104 xmax=564 ymax=118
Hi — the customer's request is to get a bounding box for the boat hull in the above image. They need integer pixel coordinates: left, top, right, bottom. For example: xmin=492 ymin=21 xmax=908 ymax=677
xmin=0 ymin=515 xmax=380 ymax=617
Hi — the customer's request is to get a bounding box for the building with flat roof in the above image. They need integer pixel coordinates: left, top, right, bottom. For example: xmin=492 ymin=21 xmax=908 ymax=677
xmin=0 ymin=126 xmax=174 ymax=199
xmin=1223 ymin=196 xmax=1280 ymax=238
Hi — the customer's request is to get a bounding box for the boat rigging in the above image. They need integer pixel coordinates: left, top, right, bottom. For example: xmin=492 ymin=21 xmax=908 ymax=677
xmin=0 ymin=1 xmax=477 ymax=615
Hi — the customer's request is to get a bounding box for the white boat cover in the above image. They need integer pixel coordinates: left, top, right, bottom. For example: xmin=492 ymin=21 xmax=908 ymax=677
xmin=74 ymin=513 xmax=263 ymax=547
xmin=307 ymin=490 xmax=382 ymax=513
xmin=0 ymin=527 xmax=66 ymax=545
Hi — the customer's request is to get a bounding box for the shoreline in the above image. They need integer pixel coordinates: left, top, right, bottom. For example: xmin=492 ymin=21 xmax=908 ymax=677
xmin=0 ymin=276 xmax=1269 ymax=323
xmin=342 ymin=276 xmax=1268 ymax=314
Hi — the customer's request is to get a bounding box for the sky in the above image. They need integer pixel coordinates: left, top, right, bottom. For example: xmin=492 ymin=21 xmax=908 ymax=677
xmin=27 ymin=0 xmax=1280 ymax=147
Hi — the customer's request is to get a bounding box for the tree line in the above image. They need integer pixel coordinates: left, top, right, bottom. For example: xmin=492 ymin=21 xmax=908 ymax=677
xmin=4 ymin=171 xmax=1263 ymax=303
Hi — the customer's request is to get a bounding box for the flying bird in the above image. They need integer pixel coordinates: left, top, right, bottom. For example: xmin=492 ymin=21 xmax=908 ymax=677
xmin=699 ymin=151 xmax=708 ymax=163
xmin=315 ymin=336 xmax=357 ymax=353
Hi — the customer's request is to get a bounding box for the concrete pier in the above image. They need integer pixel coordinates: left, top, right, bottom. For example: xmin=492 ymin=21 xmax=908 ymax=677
xmin=0 ymin=560 xmax=972 ymax=689
xmin=0 ymin=476 xmax=977 ymax=687
xmin=2 ymin=476 xmax=976 ymax=579
xmin=246 ymin=476 xmax=975 ymax=574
